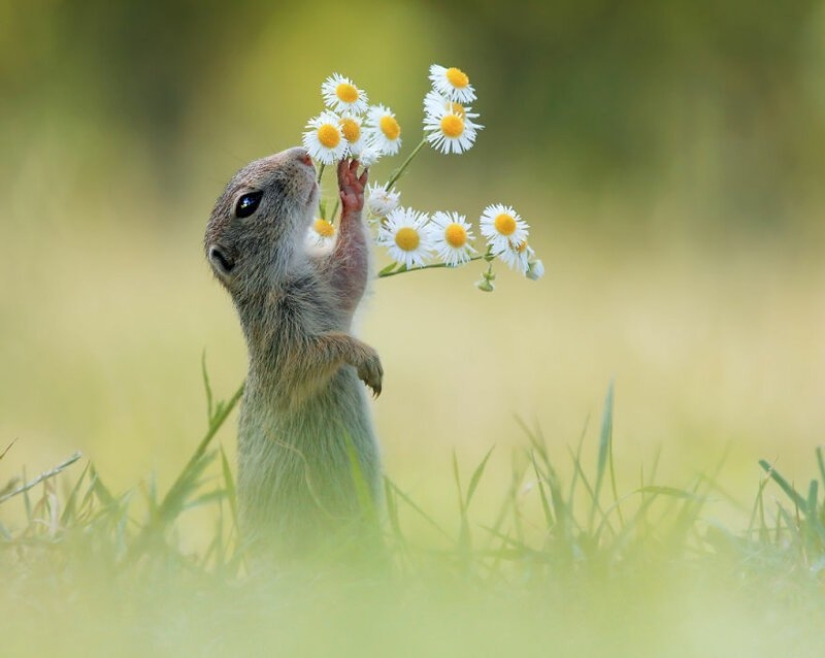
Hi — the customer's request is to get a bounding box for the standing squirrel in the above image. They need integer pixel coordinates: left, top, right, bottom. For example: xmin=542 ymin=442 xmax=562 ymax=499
xmin=205 ymin=147 xmax=383 ymax=560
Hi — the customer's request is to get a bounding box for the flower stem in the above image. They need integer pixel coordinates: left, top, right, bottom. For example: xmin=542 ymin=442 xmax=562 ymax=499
xmin=386 ymin=138 xmax=427 ymax=190
xmin=377 ymin=255 xmax=487 ymax=279
xmin=317 ymin=163 xmax=326 ymax=184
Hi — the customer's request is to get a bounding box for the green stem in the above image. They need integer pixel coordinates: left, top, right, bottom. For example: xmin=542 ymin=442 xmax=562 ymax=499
xmin=386 ymin=138 xmax=427 ymax=190
xmin=317 ymin=163 xmax=326 ymax=184
xmin=378 ymin=255 xmax=487 ymax=279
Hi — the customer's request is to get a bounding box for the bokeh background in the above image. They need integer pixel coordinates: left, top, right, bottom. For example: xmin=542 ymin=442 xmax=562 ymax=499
xmin=2 ymin=0 xmax=824 ymax=532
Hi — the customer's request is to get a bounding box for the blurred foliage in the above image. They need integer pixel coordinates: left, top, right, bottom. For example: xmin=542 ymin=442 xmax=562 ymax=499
xmin=2 ymin=0 xmax=825 ymax=230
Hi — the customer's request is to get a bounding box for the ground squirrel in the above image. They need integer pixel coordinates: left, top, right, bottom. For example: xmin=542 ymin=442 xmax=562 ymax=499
xmin=205 ymin=148 xmax=383 ymax=560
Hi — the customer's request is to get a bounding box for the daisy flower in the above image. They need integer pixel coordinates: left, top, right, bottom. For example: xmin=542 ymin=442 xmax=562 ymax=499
xmin=302 ymin=111 xmax=347 ymax=164
xmin=366 ymin=182 xmax=400 ymax=219
xmin=497 ymin=239 xmax=532 ymax=275
xmin=377 ymin=207 xmax=434 ymax=269
xmin=364 ymin=104 xmax=402 ymax=156
xmin=479 ymin=203 xmax=529 ymax=255
xmin=339 ymin=114 xmax=365 ymax=157
xmin=305 ymin=218 xmax=337 ymax=254
xmin=321 ymin=73 xmax=369 ymax=115
xmin=423 ymin=90 xmax=480 ymax=122
xmin=430 ymin=211 xmax=476 ymax=266
xmin=429 ymin=64 xmax=476 ymax=104
xmin=423 ymin=101 xmax=482 ymax=155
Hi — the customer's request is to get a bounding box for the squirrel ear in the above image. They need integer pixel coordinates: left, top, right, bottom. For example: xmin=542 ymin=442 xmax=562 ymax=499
xmin=208 ymin=245 xmax=235 ymax=277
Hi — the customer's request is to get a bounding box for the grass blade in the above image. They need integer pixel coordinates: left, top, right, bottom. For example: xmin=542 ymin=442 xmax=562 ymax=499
xmin=383 ymin=476 xmax=405 ymax=545
xmin=0 ymin=439 xmax=16 ymax=462
xmin=0 ymin=452 xmax=83 ymax=506
xmin=345 ymin=433 xmax=378 ymax=523
xmin=747 ymin=469 xmax=771 ymax=541
xmin=804 ymin=479 xmax=825 ymax=546
xmin=385 ymin=479 xmax=453 ymax=545
xmin=465 ymin=446 xmax=495 ymax=510
xmin=220 ymin=446 xmax=238 ymax=531
xmin=60 ymin=462 xmax=91 ymax=524
xmin=123 ymin=383 xmax=243 ymax=564
xmin=532 ymin=452 xmax=554 ymax=528
xmin=452 ymin=450 xmax=464 ymax=514
xmin=759 ymin=459 xmax=806 ymax=510
xmin=202 ymin=351 xmax=214 ymax=422
xmin=636 ymin=485 xmax=703 ymax=500
xmin=589 ymin=380 xmax=614 ymax=533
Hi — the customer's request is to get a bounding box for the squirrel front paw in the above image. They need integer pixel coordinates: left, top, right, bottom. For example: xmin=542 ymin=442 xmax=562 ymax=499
xmin=337 ymin=159 xmax=368 ymax=215
xmin=354 ymin=345 xmax=383 ymax=398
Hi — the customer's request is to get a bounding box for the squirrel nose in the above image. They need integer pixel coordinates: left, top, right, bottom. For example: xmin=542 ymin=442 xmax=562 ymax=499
xmin=297 ymin=150 xmax=313 ymax=168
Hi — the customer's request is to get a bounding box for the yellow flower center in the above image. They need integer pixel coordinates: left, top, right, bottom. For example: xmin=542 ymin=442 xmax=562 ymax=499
xmin=494 ymin=213 xmax=517 ymax=236
xmin=444 ymin=223 xmax=467 ymax=248
xmin=317 ymin=123 xmax=341 ymax=148
xmin=340 ymin=117 xmax=360 ymax=143
xmin=395 ymin=227 xmax=420 ymax=252
xmin=313 ymin=218 xmax=336 ymax=238
xmin=380 ymin=115 xmax=401 ymax=141
xmin=446 ymin=67 xmax=469 ymax=89
xmin=447 ymin=102 xmax=466 ymax=117
xmin=440 ymin=114 xmax=465 ymax=139
xmin=336 ymin=82 xmax=359 ymax=104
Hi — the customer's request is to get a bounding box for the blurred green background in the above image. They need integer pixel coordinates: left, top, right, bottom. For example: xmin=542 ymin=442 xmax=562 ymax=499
xmin=2 ymin=0 xmax=824 ymax=534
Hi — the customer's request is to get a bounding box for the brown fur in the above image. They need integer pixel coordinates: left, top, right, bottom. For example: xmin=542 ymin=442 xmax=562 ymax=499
xmin=205 ymin=148 xmax=382 ymax=560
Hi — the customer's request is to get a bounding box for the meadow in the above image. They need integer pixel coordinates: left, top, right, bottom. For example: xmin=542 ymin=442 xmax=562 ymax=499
xmin=3 ymin=2 xmax=825 ymax=654
xmin=3 ymin=367 xmax=825 ymax=657
xmin=2 ymin=219 xmax=824 ymax=656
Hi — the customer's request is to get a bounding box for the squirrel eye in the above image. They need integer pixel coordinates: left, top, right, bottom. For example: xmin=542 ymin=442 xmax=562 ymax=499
xmin=235 ymin=191 xmax=263 ymax=218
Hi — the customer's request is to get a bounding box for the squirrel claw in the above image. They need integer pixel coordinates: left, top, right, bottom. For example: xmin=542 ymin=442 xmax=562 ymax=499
xmin=356 ymin=350 xmax=383 ymax=399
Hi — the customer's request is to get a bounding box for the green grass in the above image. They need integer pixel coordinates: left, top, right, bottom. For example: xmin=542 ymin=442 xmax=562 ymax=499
xmin=2 ymin=380 xmax=825 ymax=658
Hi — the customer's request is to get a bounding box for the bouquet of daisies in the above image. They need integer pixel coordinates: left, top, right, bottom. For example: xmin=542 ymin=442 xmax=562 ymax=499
xmin=302 ymin=65 xmax=544 ymax=291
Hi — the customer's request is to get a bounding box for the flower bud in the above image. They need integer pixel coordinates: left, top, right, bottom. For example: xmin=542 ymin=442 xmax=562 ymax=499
xmin=475 ymin=269 xmax=496 ymax=292
xmin=526 ymin=259 xmax=545 ymax=281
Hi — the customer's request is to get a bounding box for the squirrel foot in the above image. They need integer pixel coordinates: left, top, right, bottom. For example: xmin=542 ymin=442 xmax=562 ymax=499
xmin=338 ymin=158 xmax=367 ymax=215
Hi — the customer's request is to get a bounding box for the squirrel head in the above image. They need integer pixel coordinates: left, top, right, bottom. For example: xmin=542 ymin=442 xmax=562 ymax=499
xmin=205 ymin=147 xmax=318 ymax=299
